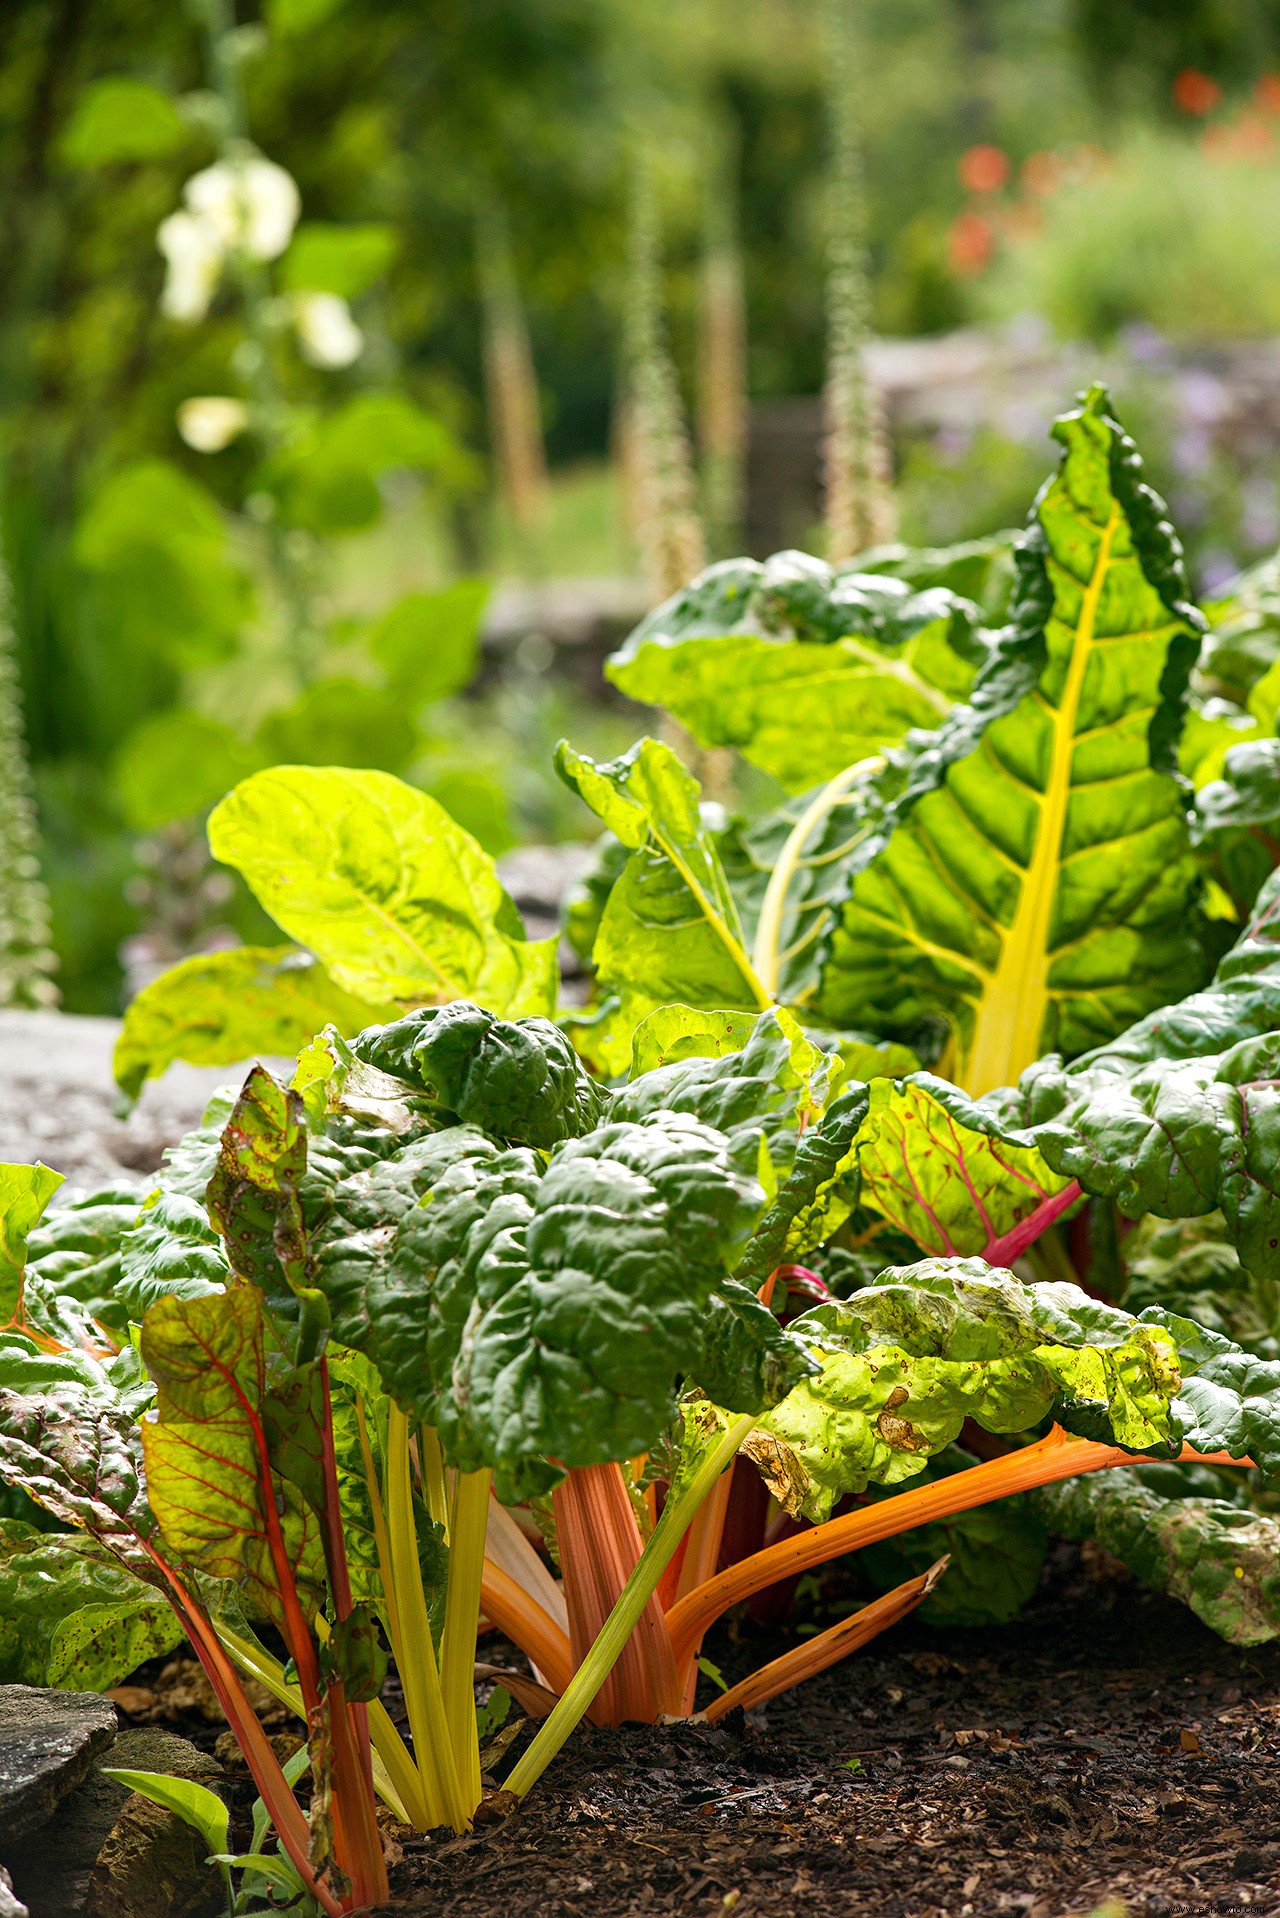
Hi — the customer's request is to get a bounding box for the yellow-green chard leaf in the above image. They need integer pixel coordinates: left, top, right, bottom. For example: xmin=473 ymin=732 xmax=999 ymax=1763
xmin=0 ymin=1163 xmax=65 ymax=1325
xmin=113 ymin=945 xmax=389 ymax=1101
xmin=751 ymin=1257 xmax=1182 ymax=1520
xmin=555 ymin=739 xmax=768 ymax=1071
xmin=820 ymin=385 xmax=1208 ymax=1097
xmin=208 ymin=765 xmax=557 ymax=1016
xmin=606 ymin=552 xmax=987 ymax=793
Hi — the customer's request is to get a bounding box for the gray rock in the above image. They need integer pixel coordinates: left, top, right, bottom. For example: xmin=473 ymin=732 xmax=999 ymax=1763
xmin=0 ymin=1684 xmax=117 ymax=1844
xmin=4 ymin=1727 xmax=218 ymax=1918
xmin=0 ymin=1008 xmax=291 ymax=1193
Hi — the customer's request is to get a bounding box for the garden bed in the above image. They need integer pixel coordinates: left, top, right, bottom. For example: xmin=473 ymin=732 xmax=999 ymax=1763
xmin=102 ymin=1545 xmax=1280 ymax=1918
xmin=391 ymin=1546 xmax=1280 ymax=1918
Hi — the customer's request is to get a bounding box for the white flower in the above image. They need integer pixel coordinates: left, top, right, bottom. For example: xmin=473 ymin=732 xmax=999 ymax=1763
xmin=176 ymin=396 xmax=249 ymax=453
xmin=292 ymin=291 xmax=364 ymax=368
xmin=185 ymin=156 xmax=300 ymax=262
xmin=157 ymin=210 xmax=223 ymax=323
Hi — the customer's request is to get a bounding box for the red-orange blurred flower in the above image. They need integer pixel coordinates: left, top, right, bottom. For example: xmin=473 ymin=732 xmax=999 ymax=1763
xmin=958 ymin=144 xmax=1010 ymax=193
xmin=1255 ymin=74 xmax=1280 ymax=115
xmin=948 ymin=209 xmax=994 ymax=276
xmin=1173 ymin=68 xmax=1222 ymax=115
xmin=1021 ymin=150 xmax=1063 ymax=197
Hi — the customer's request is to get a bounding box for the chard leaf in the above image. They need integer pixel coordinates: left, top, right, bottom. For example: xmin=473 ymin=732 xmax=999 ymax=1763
xmin=1012 ymin=1031 xmax=1280 ymax=1284
xmin=452 ymin=1114 xmax=764 ymax=1483
xmin=733 ymin=1086 xmax=870 ymax=1285
xmin=1031 ymin=1467 xmax=1280 ymax=1644
xmin=855 ymin=1073 xmax=1077 ymax=1262
xmin=113 ymin=946 xmax=387 ymax=1101
xmin=691 ymin=1277 xmax=818 ymax=1413
xmin=113 ymin=1192 xmax=228 ymax=1325
xmin=1199 ymin=549 xmax=1280 ymax=706
xmin=206 ymin=1068 xmax=314 ymax=1333
xmin=21 ymin=1187 xmax=138 ymax=1346
xmin=720 ymin=775 xmax=894 ymax=1007
xmin=1122 ymin=1213 xmax=1279 ymax=1359
xmin=208 ymin=766 xmax=557 ymax=1016
xmin=554 ymin=739 xmax=768 ymax=1046
xmin=1194 ymin=739 xmax=1280 ymax=836
xmin=752 ymin=1257 xmax=1182 ymax=1520
xmin=0 ymin=1164 xmax=65 ymax=1324
xmin=140 ymin=1287 xmax=327 ymax=1624
xmin=351 ymin=1002 xmax=610 ymax=1147
xmin=616 ymin=1005 xmax=835 ymax=1169
xmin=310 ymin=1127 xmax=525 ymax=1382
xmin=628 ymin=1004 xmax=764 ymax=1073
xmin=605 ymin=551 xmax=987 ymax=792
xmin=1135 ymin=1307 xmax=1280 ymax=1474
xmin=315 ymin=1110 xmax=768 ymax=1492
xmin=820 ymin=385 xmax=1207 ymax=1097
xmin=0 ymin=1520 xmax=183 ymax=1689
xmin=0 ymin=1371 xmax=159 ymax=1573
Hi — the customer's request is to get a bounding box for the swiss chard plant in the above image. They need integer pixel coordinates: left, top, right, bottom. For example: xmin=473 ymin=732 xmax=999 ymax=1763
xmin=10 ymin=383 xmax=1280 ymax=1897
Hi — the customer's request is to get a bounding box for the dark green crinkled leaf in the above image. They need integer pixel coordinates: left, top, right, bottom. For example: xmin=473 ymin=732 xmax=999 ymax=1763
xmin=1031 ymin=1465 xmax=1280 ymax=1644
xmin=1137 ymin=1306 xmax=1280 ymax=1476
xmin=820 ymin=384 xmax=1207 ymax=1100
xmin=1199 ymin=550 xmax=1280 ymax=706
xmin=690 ymin=1278 xmax=818 ymax=1415
xmin=1010 ymin=1030 xmax=1280 ymax=1286
xmin=733 ymin=1086 xmax=870 ymax=1287
xmin=452 ymin=1114 xmax=765 ymax=1483
xmin=21 ymin=1187 xmax=141 ymax=1343
xmin=310 ymin=1126 xmax=518 ymax=1387
xmin=1194 ymin=739 xmax=1280 ymax=839
xmin=1122 ymin=1213 xmax=1279 ymax=1360
xmin=751 ymin=1258 xmax=1182 ymax=1520
xmin=112 ymin=1193 xmax=228 ymax=1326
xmin=0 ymin=1519 xmax=183 ymax=1688
xmin=352 ymin=1002 xmax=610 ymax=1148
xmin=315 ymin=1109 xmax=766 ymax=1492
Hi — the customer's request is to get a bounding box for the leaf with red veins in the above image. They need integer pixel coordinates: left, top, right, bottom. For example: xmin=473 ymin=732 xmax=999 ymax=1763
xmin=140 ymin=1287 xmax=326 ymax=1627
xmin=856 ymin=1073 xmax=1080 ymax=1262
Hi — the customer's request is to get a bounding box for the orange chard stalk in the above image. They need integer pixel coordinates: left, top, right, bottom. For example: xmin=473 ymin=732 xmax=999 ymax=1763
xmin=667 ymin=1427 xmax=1258 ymax=1669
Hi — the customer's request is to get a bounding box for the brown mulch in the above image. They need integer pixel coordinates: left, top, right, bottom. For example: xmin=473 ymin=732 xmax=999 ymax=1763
xmin=390 ymin=1544 xmax=1280 ymax=1918
xmin=114 ymin=1544 xmax=1280 ymax=1917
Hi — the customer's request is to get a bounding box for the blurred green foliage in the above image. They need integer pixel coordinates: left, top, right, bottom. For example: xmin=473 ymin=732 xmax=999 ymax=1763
xmin=3 ymin=0 xmax=1279 ymax=1011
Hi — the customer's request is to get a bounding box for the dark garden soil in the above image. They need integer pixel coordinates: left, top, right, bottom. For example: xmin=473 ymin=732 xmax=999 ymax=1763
xmin=115 ymin=1542 xmax=1280 ymax=1918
